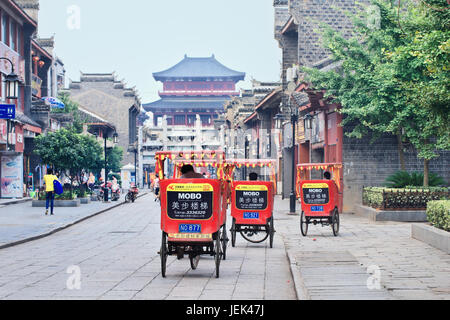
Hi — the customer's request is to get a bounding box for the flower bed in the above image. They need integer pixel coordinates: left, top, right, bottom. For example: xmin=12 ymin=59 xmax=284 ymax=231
xmin=363 ymin=187 xmax=449 ymax=211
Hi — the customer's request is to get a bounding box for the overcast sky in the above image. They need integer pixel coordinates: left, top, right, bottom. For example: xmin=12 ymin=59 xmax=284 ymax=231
xmin=37 ymin=0 xmax=282 ymax=104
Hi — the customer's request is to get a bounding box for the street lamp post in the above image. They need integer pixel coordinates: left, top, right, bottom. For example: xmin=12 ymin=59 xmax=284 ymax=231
xmin=274 ymin=97 xmax=299 ymax=215
xmin=94 ymin=129 xmax=118 ymax=202
xmin=289 ymin=109 xmax=298 ymax=215
xmin=104 ymin=131 xmax=108 ymax=202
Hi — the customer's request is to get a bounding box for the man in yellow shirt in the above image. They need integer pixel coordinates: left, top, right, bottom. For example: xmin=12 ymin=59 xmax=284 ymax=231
xmin=43 ymin=168 xmax=58 ymax=216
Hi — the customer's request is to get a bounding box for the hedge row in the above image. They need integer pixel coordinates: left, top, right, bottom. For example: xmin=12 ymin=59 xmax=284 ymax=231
xmin=363 ymin=187 xmax=449 ymax=210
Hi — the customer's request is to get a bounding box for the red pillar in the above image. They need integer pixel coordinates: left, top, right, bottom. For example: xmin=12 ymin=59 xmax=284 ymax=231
xmin=324 ymin=111 xmax=329 ymax=163
xmin=336 ymin=111 xmax=344 ymax=212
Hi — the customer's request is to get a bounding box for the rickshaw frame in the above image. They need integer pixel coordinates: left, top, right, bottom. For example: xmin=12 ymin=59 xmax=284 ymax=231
xmin=156 ymin=151 xmax=228 ymax=278
xmin=296 ymin=163 xmax=343 ymax=237
xmin=227 ymin=159 xmax=277 ymax=248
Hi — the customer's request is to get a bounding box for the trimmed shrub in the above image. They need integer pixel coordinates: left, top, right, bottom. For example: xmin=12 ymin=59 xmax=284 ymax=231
xmin=74 ymin=188 xmax=87 ymax=199
xmin=363 ymin=187 xmax=449 ymax=210
xmin=38 ymin=191 xmax=76 ymax=201
xmin=427 ymin=201 xmax=450 ymax=232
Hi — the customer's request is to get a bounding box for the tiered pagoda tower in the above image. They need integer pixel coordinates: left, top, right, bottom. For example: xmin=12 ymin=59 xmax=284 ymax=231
xmin=144 ymin=55 xmax=245 ymax=127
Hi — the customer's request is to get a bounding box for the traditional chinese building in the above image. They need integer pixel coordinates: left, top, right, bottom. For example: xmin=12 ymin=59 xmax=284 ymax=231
xmin=64 ymin=72 xmax=141 ymax=166
xmin=141 ymin=55 xmax=245 ymax=175
xmin=273 ymin=0 xmax=450 ymax=211
xmin=144 ymin=54 xmax=245 ymax=129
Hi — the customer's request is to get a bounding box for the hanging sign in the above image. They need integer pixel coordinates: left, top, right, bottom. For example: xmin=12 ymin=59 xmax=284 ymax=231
xmin=0 ymin=104 xmax=16 ymax=120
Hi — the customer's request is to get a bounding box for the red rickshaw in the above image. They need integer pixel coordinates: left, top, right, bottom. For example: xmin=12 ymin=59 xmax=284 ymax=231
xmin=156 ymin=151 xmax=229 ymax=278
xmin=296 ymin=163 xmax=343 ymax=237
xmin=228 ymin=159 xmax=277 ymax=248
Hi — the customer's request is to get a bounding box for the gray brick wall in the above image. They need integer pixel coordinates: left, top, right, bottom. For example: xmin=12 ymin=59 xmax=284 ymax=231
xmin=342 ymin=133 xmax=450 ymax=212
xmin=289 ymin=0 xmax=369 ymax=66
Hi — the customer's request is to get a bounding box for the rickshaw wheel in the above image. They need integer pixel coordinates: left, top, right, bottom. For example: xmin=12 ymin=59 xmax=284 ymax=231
xmin=215 ymin=233 xmax=221 ymax=278
xmin=269 ymin=218 xmax=275 ymax=249
xmin=240 ymin=227 xmax=269 ymax=244
xmin=221 ymin=225 xmax=228 ymax=260
xmin=332 ymin=209 xmax=340 ymax=237
xmin=300 ymin=212 xmax=308 ymax=237
xmin=160 ymin=232 xmax=168 ymax=278
xmin=189 ymin=254 xmax=200 ymax=270
xmin=231 ymin=219 xmax=237 ymax=248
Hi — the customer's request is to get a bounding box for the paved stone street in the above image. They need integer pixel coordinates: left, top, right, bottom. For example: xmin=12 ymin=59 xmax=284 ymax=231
xmin=0 ymin=193 xmax=295 ymax=300
xmin=275 ymin=201 xmax=450 ymax=300
xmin=0 ymin=196 xmax=126 ymax=248
xmin=0 ymin=193 xmax=448 ymax=300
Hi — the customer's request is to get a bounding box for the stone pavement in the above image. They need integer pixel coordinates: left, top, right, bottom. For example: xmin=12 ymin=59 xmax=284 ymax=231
xmin=0 ymin=195 xmax=132 ymax=249
xmin=274 ymin=197 xmax=450 ymax=300
xmin=0 ymin=193 xmax=296 ymax=300
xmin=0 ymin=198 xmax=32 ymax=206
xmin=0 ymin=192 xmax=448 ymax=300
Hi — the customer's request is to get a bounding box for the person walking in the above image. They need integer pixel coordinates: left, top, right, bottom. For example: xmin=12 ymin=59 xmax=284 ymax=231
xmin=43 ymin=168 xmax=59 ymax=216
xmin=154 ymin=176 xmax=160 ymax=202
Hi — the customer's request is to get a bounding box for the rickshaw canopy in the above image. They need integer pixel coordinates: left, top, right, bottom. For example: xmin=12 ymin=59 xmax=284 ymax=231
xmin=155 ymin=151 xmax=226 ymax=180
xmin=226 ymin=159 xmax=277 ymax=189
xmin=296 ymin=163 xmax=343 ymax=194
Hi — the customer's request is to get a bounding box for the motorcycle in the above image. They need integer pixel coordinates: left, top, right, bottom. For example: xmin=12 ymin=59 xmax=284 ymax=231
xmin=98 ymin=182 xmax=112 ymax=201
xmin=125 ymin=185 xmax=139 ymax=203
xmin=111 ymin=187 xmax=121 ymax=201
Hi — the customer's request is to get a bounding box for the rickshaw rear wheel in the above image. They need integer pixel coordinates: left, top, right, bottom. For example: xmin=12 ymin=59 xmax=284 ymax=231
xmin=332 ymin=209 xmax=340 ymax=237
xmin=160 ymin=232 xmax=168 ymax=278
xmin=221 ymin=225 xmax=228 ymax=260
xmin=215 ymin=233 xmax=221 ymax=278
xmin=240 ymin=225 xmax=269 ymax=244
xmin=269 ymin=217 xmax=275 ymax=248
xmin=300 ymin=211 xmax=308 ymax=237
xmin=231 ymin=219 xmax=237 ymax=248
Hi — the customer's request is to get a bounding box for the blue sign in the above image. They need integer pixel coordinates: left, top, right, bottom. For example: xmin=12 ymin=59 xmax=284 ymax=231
xmin=244 ymin=212 xmax=260 ymax=219
xmin=41 ymin=97 xmax=65 ymax=109
xmin=179 ymin=224 xmax=201 ymax=234
xmin=0 ymin=104 xmax=15 ymax=120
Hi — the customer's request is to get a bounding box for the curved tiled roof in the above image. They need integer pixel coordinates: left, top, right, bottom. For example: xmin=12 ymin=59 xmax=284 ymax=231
xmin=143 ymin=97 xmax=229 ymax=112
xmin=153 ymin=55 xmax=245 ymax=82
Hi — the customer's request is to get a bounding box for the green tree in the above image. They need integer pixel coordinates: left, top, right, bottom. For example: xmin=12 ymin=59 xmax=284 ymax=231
xmin=54 ymin=92 xmax=84 ymax=134
xmin=34 ymin=128 xmax=103 ymax=187
xmin=303 ymin=0 xmax=449 ymax=186
xmin=388 ymin=0 xmax=449 ymax=185
xmin=106 ymin=146 xmax=124 ymax=173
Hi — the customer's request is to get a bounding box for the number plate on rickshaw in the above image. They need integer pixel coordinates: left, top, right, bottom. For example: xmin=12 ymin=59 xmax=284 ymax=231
xmin=179 ymin=224 xmax=201 ymax=233
xmin=311 ymin=206 xmax=324 ymax=212
xmin=243 ymin=212 xmax=260 ymax=219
